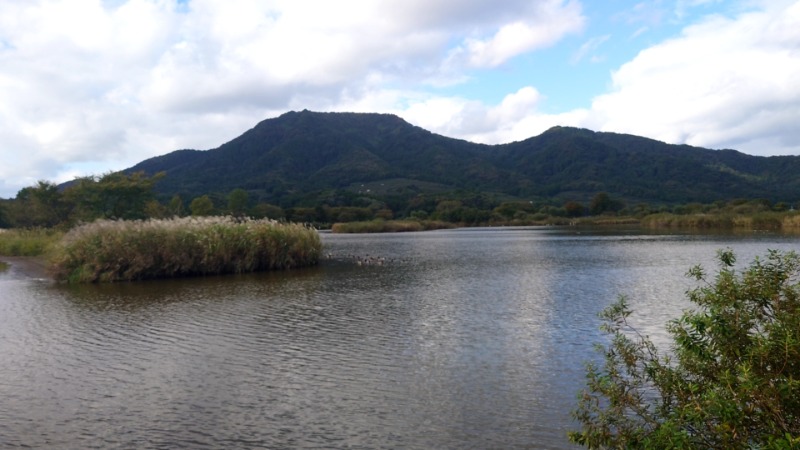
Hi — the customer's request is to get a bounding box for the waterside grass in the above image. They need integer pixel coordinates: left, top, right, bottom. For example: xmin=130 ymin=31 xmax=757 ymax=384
xmin=0 ymin=228 xmax=64 ymax=257
xmin=331 ymin=219 xmax=455 ymax=233
xmin=50 ymin=217 xmax=322 ymax=283
xmin=641 ymin=211 xmax=800 ymax=231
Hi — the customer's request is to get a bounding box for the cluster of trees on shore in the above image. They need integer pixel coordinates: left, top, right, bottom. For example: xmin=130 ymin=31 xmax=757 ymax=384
xmin=0 ymin=172 xmax=166 ymax=229
xmin=1 ymin=171 xmax=798 ymax=230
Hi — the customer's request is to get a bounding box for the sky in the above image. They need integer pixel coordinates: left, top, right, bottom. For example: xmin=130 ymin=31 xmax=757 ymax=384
xmin=1 ymin=0 xmax=799 ymax=198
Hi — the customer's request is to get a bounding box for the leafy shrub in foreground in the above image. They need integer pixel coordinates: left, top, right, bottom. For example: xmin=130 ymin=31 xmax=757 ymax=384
xmin=51 ymin=217 xmax=321 ymax=283
xmin=570 ymin=249 xmax=800 ymax=449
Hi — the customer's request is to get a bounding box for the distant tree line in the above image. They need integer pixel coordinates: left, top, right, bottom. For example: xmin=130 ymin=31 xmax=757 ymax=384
xmin=0 ymin=172 xmax=796 ymax=230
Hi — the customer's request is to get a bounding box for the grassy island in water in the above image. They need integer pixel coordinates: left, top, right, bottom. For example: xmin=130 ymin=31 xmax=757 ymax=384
xmin=48 ymin=217 xmax=321 ymax=283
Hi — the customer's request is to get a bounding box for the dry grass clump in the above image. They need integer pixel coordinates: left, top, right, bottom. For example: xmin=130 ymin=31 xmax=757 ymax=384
xmin=51 ymin=217 xmax=321 ymax=283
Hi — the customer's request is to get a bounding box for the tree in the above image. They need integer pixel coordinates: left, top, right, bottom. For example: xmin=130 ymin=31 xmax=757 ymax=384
xmin=65 ymin=171 xmax=165 ymax=222
xmin=409 ymin=210 xmax=428 ymax=220
xmin=143 ymin=200 xmax=167 ymax=219
xmin=433 ymin=200 xmax=464 ymax=222
xmin=0 ymin=200 xmax=10 ymax=228
xmin=167 ymin=195 xmax=185 ymax=217
xmin=11 ymin=180 xmax=67 ymax=227
xmin=493 ymin=201 xmax=534 ymax=220
xmin=589 ymin=192 xmax=612 ymax=215
xmin=250 ymin=202 xmax=284 ymax=220
xmin=564 ymin=201 xmax=585 ymax=218
xmin=190 ymin=195 xmax=215 ymax=217
xmin=773 ymin=202 xmax=790 ymax=212
xmin=227 ymin=188 xmax=249 ymax=217
xmin=570 ymin=249 xmax=800 ymax=449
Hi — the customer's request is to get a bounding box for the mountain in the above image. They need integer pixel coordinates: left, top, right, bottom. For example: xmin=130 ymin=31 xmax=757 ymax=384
xmin=126 ymin=110 xmax=800 ymax=207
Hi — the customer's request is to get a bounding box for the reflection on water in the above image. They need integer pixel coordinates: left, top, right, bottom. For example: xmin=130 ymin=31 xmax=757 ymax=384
xmin=0 ymin=227 xmax=797 ymax=449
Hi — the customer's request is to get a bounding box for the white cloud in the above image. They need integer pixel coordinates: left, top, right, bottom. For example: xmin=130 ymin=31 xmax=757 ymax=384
xmin=396 ymin=86 xmax=589 ymax=144
xmin=450 ymin=0 xmax=585 ymax=68
xmin=589 ymin=1 xmax=800 ymax=155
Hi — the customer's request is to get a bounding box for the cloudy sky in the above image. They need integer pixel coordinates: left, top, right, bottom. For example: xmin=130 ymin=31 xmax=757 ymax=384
xmin=1 ymin=0 xmax=799 ymax=198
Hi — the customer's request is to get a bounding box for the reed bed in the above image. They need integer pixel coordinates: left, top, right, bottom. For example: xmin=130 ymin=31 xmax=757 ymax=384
xmin=782 ymin=212 xmax=800 ymax=229
xmin=641 ymin=213 xmax=735 ymax=229
xmin=331 ymin=219 xmax=454 ymax=233
xmin=51 ymin=217 xmax=321 ymax=283
xmin=0 ymin=228 xmax=64 ymax=256
xmin=571 ymin=216 xmax=640 ymax=226
xmin=642 ymin=212 xmax=800 ymax=231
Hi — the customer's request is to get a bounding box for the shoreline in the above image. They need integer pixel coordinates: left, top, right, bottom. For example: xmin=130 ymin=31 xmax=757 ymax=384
xmin=0 ymin=256 xmax=50 ymax=280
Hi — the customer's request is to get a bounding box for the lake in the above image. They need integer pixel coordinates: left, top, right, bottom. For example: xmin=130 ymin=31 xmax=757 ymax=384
xmin=0 ymin=227 xmax=797 ymax=449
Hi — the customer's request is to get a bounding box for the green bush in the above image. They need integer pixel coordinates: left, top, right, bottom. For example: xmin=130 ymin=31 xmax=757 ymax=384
xmin=570 ymin=249 xmax=800 ymax=448
xmin=50 ymin=217 xmax=321 ymax=283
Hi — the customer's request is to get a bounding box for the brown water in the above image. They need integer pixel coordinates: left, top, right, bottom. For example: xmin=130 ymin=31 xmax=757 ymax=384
xmin=0 ymin=227 xmax=797 ymax=449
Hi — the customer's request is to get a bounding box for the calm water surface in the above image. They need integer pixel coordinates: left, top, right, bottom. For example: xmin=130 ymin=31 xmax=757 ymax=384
xmin=0 ymin=227 xmax=797 ymax=449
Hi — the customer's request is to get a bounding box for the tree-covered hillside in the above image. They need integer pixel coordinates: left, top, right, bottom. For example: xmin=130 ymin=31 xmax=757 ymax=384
xmin=124 ymin=110 xmax=800 ymax=210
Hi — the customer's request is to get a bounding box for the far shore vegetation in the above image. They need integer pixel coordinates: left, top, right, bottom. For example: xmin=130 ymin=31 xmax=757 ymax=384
xmin=330 ymin=206 xmax=800 ymax=233
xmin=331 ymin=219 xmax=454 ymax=233
xmin=1 ymin=173 xmax=799 ymax=234
xmin=641 ymin=210 xmax=800 ymax=230
xmin=324 ymin=195 xmax=800 ymax=233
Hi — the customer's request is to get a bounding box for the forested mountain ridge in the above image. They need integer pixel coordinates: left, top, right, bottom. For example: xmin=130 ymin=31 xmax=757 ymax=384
xmin=494 ymin=126 xmax=800 ymax=202
xmin=125 ymin=110 xmax=800 ymax=207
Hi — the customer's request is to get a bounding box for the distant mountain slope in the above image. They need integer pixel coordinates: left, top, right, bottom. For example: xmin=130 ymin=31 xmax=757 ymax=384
xmin=126 ymin=110 xmax=800 ymax=206
xmin=495 ymin=126 xmax=800 ymax=202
